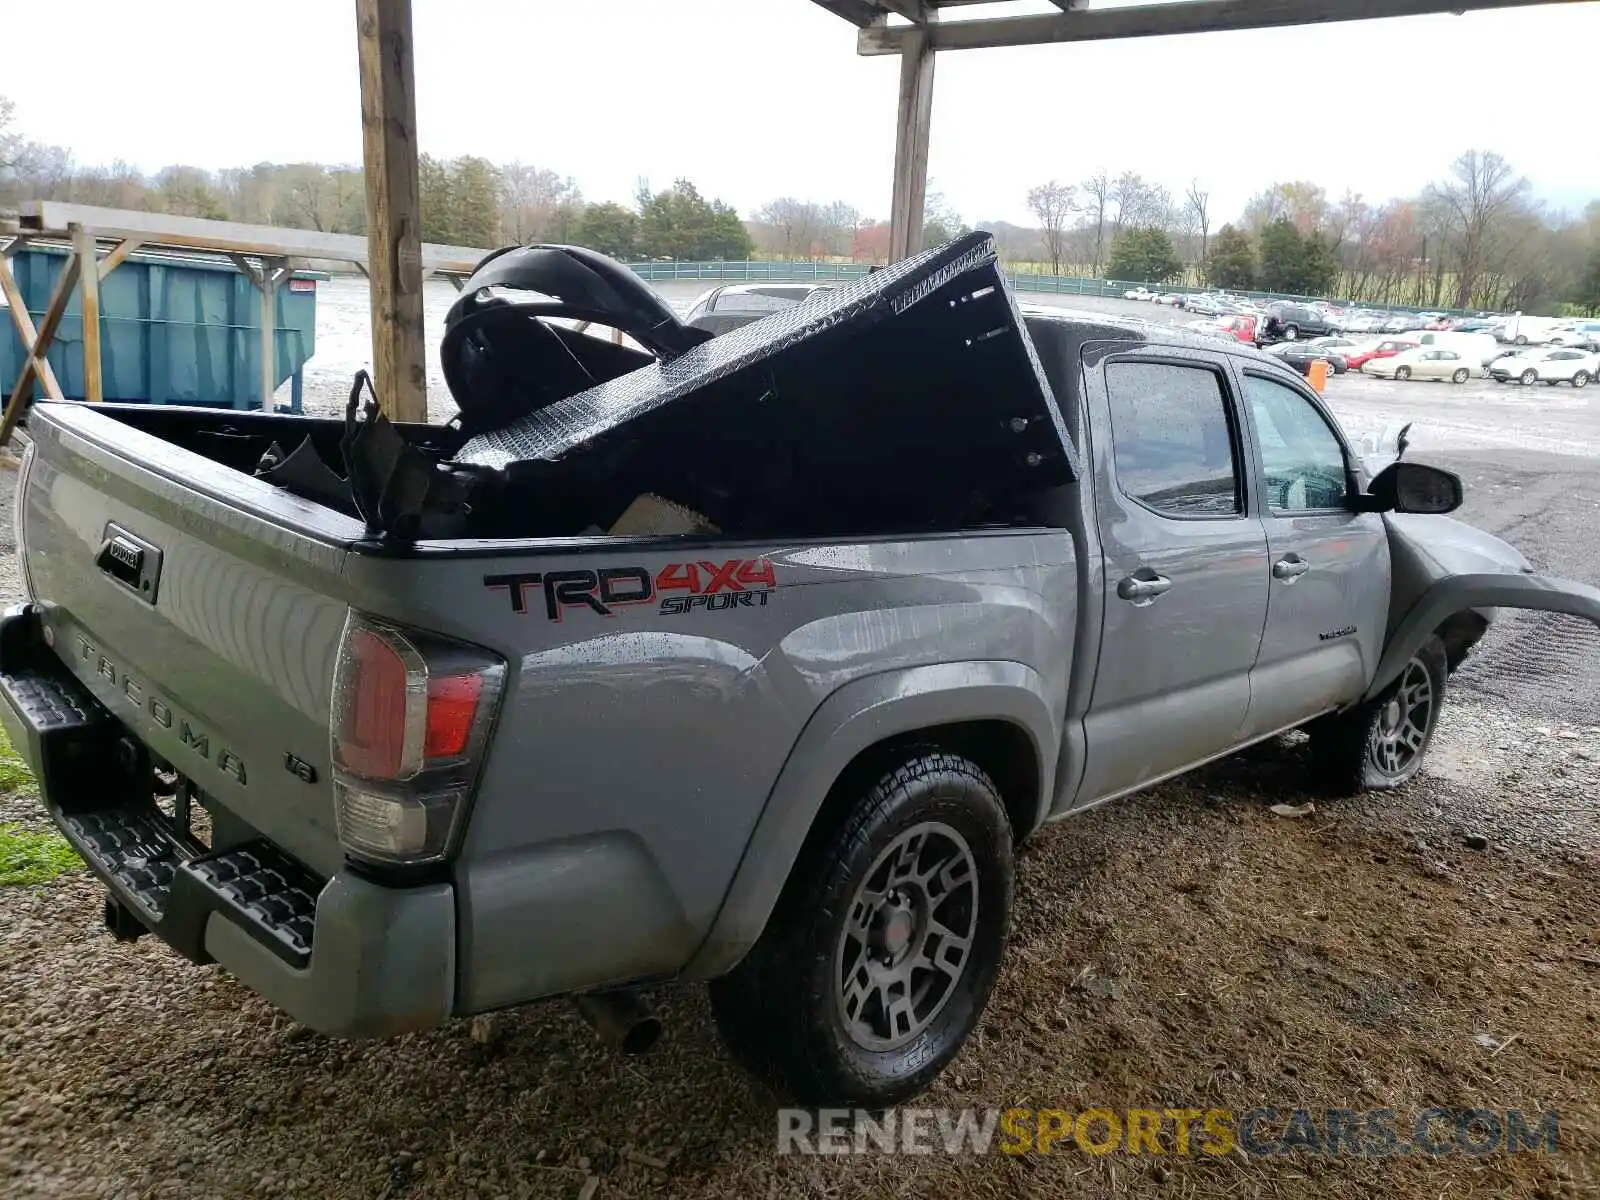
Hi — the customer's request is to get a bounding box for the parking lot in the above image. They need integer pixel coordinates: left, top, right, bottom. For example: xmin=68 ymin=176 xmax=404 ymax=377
xmin=2 ymin=277 xmax=1597 ymax=1199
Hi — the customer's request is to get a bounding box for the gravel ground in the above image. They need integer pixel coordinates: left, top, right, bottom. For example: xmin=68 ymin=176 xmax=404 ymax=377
xmin=2 ymin=296 xmax=1599 ymax=1198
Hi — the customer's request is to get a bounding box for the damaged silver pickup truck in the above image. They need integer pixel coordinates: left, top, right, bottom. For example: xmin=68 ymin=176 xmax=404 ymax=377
xmin=3 ymin=233 xmax=1597 ymax=1107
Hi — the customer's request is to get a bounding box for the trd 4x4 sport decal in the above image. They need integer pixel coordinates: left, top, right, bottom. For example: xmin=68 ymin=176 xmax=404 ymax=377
xmin=486 ymin=559 xmax=778 ymax=620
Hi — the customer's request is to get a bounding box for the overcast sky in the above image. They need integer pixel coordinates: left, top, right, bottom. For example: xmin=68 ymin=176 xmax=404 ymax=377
xmin=6 ymin=0 xmax=1598 ymax=226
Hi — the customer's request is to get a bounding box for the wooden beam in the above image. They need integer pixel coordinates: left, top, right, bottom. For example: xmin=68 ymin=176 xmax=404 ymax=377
xmin=1 ymin=234 xmax=30 ymax=260
xmin=888 ymin=26 xmax=936 ymax=261
xmin=0 ymin=250 xmax=79 ymax=444
xmin=0 ymin=253 xmax=62 ymax=403
xmin=18 ymin=201 xmax=487 ymax=275
xmin=98 ymin=237 xmax=145 ymax=281
xmin=858 ymin=0 xmax=1564 ymax=52
xmin=356 ymin=0 xmax=428 ymax=424
xmin=72 ymin=224 xmax=103 ymax=403
xmin=807 ymin=0 xmax=886 ymax=26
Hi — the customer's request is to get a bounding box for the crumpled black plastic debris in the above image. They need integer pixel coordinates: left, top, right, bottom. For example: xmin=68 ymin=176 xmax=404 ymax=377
xmin=340 ymin=372 xmax=492 ymax=540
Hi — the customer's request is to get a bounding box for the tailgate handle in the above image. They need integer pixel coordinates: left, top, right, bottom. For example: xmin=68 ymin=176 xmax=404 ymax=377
xmin=96 ymin=525 xmax=163 ymax=604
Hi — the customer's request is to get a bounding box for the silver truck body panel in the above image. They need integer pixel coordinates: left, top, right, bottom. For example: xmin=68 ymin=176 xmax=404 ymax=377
xmin=12 ymin=297 xmax=1600 ymax=1037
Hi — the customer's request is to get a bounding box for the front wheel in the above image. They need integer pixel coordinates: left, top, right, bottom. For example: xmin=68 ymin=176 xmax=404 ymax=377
xmin=1574 ymin=371 xmax=1591 ymax=388
xmin=710 ymin=751 xmax=1014 ymax=1106
xmin=1452 ymin=368 xmax=1470 ymax=384
xmin=1520 ymin=369 xmax=1539 ymax=386
xmin=1395 ymin=366 xmax=1412 ymax=381
xmin=1310 ymin=637 xmax=1448 ymax=793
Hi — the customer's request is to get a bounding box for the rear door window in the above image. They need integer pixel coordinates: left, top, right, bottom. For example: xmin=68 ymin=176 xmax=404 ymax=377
xmin=1105 ymin=361 xmax=1242 ymax=518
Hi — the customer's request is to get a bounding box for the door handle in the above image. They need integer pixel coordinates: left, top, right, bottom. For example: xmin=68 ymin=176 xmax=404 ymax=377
xmin=1273 ymin=556 xmax=1311 ymax=582
xmin=1117 ymin=573 xmax=1172 ymax=604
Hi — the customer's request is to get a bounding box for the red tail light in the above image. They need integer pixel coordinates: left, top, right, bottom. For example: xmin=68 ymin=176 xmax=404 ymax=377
xmin=330 ymin=614 xmax=505 ymax=864
xmin=425 ymin=674 xmax=485 ymax=760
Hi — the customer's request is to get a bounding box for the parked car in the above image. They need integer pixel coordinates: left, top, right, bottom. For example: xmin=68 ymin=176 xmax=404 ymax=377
xmin=1183 ymin=293 xmax=1233 ymax=317
xmin=1415 ymin=331 xmax=1500 ymax=367
xmin=1345 ymin=336 xmax=1421 ymax=371
xmin=683 ymin=282 xmax=836 ymax=336
xmin=1365 ymin=346 xmax=1476 ymax=382
xmin=1266 ymin=341 xmax=1349 ymax=375
xmin=1154 ymin=292 xmax=1183 ymax=305
xmin=1546 ymin=320 xmax=1600 ymax=351
xmin=1124 ymin=286 xmax=1157 ymax=301
xmin=1447 ymin=317 xmax=1500 ymax=334
xmin=1382 ymin=313 xmax=1428 ymax=333
xmin=1496 ymin=314 xmax=1564 ymax=346
xmin=1487 ymin=347 xmax=1598 ymax=387
xmin=1261 ymin=301 xmax=1340 ymax=341
xmin=8 ymin=234 xmax=1600 ymax=1109
xmin=1343 ymin=311 xmax=1387 ymax=334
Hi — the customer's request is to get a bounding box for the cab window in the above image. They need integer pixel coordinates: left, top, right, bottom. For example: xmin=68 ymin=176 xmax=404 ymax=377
xmin=1105 ymin=361 xmax=1242 ymax=518
xmin=1243 ymin=375 xmax=1350 ymax=514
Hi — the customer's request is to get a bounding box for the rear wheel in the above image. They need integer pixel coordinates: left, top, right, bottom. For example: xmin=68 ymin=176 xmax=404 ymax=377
xmin=1452 ymin=368 xmax=1470 ymax=384
xmin=710 ymin=750 xmax=1014 ymax=1106
xmin=1395 ymin=366 xmax=1412 ymax=381
xmin=1310 ymin=637 xmax=1448 ymax=794
xmin=1284 ymin=324 xmax=1300 ymax=340
xmin=1520 ymin=368 xmax=1539 ymax=386
xmin=1515 ymin=334 xmax=1529 ymax=346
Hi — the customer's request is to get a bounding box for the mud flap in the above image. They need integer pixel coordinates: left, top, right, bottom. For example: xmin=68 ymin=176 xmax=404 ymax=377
xmin=1368 ymin=572 xmax=1600 ymax=700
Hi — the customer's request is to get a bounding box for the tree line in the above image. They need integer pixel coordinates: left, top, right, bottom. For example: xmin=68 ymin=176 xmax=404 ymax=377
xmin=0 ymin=97 xmax=753 ymax=262
xmin=1025 ymin=154 xmax=1599 ymax=313
xmin=4 ymin=97 xmax=1595 ymax=313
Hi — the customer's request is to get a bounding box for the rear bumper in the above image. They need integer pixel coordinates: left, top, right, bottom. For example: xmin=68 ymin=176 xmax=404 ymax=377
xmin=0 ymin=604 xmax=455 ymax=1038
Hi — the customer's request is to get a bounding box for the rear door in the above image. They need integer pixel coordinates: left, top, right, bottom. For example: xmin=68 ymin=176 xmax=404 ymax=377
xmin=1234 ymin=368 xmax=1389 ymax=738
xmin=1075 ymin=349 xmax=1269 ymax=804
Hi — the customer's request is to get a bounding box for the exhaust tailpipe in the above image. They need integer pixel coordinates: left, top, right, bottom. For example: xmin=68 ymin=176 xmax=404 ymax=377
xmin=573 ymin=990 xmax=662 ymax=1055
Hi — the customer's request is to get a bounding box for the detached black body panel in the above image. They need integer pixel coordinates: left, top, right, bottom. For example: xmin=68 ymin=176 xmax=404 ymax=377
xmin=451 ymin=233 xmax=1079 ymax=490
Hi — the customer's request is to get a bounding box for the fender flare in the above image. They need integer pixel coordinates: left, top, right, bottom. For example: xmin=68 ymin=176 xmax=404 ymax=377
xmin=1368 ymin=572 xmax=1600 ymax=700
xmin=681 ymin=660 xmax=1059 ymax=980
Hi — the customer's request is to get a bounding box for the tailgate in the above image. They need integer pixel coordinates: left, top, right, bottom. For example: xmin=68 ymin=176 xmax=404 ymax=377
xmin=19 ymin=405 xmax=365 ymax=876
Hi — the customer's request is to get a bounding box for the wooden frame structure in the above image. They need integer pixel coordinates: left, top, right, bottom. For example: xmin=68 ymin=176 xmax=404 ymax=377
xmin=0 ymin=200 xmax=488 ymax=443
xmin=808 ymin=0 xmax=1572 ymax=259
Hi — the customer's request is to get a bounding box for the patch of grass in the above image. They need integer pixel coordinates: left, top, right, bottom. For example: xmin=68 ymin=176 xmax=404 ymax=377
xmin=0 ymin=722 xmax=34 ymax=794
xmin=0 ymin=823 xmax=81 ymax=885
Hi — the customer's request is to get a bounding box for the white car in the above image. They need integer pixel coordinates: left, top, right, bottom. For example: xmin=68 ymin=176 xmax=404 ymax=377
xmin=1486 ymin=347 xmax=1598 ymax=388
xmin=1546 ymin=320 xmax=1600 ymax=350
xmin=1123 ymin=286 xmax=1156 ymax=301
xmin=1364 ymin=346 xmax=1477 ymax=383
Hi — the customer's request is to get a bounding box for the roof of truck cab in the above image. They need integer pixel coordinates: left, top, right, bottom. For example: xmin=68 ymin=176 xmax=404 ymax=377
xmin=1019 ymin=303 xmax=1294 ymax=366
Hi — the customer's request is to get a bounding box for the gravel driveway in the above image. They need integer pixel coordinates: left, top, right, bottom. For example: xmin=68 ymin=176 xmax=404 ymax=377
xmin=2 ymin=348 xmax=1598 ymax=1197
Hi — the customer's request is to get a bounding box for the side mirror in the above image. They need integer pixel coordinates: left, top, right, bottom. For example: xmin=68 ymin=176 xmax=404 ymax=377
xmin=1358 ymin=461 xmax=1463 ymax=515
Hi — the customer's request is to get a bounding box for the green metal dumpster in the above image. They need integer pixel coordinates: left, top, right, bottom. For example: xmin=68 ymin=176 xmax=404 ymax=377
xmin=0 ymin=245 xmax=323 ymax=412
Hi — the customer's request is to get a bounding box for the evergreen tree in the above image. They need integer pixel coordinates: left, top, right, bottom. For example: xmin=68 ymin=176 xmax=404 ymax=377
xmin=1206 ymin=224 xmax=1256 ymax=289
xmin=1257 ymin=217 xmax=1306 ymax=292
xmin=576 ymin=201 xmax=639 ymax=260
xmin=1106 ymin=227 xmax=1182 ymax=282
xmin=450 ymin=156 xmax=502 ymax=248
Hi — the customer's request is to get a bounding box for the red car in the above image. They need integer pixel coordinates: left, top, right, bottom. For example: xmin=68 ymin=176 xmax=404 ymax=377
xmin=1212 ymin=313 xmax=1260 ymax=345
xmin=1345 ymin=336 xmax=1421 ymax=371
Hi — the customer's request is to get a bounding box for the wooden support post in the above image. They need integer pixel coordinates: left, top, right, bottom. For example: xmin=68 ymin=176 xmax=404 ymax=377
xmin=73 ymin=224 xmax=103 ymax=403
xmin=356 ymin=0 xmax=428 ymax=423
xmin=888 ymin=26 xmax=936 ymax=263
xmin=0 ymin=249 xmax=80 ymax=444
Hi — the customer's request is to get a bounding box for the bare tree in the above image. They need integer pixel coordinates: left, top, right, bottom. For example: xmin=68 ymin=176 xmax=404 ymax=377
xmin=817 ymin=201 xmax=861 ymax=258
xmin=754 ymin=197 xmax=821 ymax=259
xmin=1027 ymin=180 xmax=1077 ymax=276
xmin=1425 ymin=150 xmax=1530 ymax=308
xmin=1184 ymin=180 xmax=1211 ymax=272
xmin=500 ymin=162 xmax=582 ymax=243
xmin=1110 ymin=171 xmax=1157 ymax=237
xmin=1080 ymin=170 xmax=1112 ymax=277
